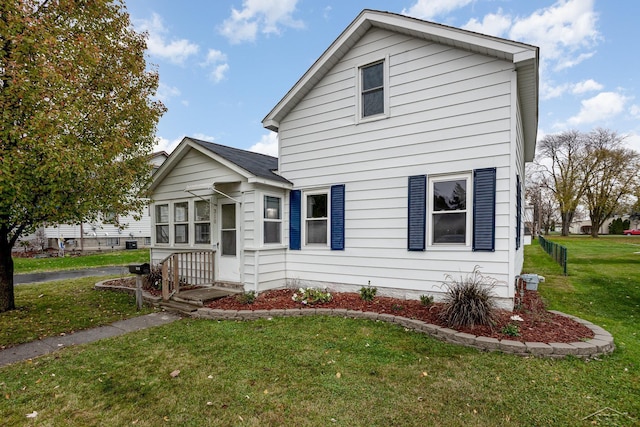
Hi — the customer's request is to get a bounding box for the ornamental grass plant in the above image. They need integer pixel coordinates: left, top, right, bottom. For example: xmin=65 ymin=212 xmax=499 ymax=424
xmin=438 ymin=267 xmax=497 ymax=328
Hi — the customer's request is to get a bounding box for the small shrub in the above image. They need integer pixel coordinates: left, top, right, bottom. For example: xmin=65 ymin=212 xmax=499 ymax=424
xmin=359 ymin=285 xmax=377 ymax=302
xmin=438 ymin=267 xmax=497 ymax=328
xmin=392 ymin=304 xmax=403 ymax=312
xmin=236 ymin=291 xmax=257 ymax=305
xmin=419 ymin=294 xmax=434 ymax=307
xmin=292 ymin=287 xmax=332 ymax=305
xmin=143 ymin=266 xmax=163 ymax=290
xmin=501 ymin=323 xmax=520 ymax=337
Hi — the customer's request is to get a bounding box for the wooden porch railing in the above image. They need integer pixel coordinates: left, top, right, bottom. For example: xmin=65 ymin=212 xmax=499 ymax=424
xmin=160 ymin=250 xmax=215 ymax=301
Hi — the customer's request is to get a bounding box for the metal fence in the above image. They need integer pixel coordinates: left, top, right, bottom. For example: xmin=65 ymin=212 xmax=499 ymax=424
xmin=538 ymin=235 xmax=568 ymax=275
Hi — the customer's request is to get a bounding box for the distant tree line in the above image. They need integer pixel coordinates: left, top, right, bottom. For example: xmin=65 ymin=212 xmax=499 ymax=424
xmin=527 ymin=128 xmax=640 ymax=237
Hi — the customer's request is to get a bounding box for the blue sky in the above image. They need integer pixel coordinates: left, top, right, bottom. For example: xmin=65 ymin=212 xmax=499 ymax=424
xmin=126 ymin=0 xmax=640 ymax=156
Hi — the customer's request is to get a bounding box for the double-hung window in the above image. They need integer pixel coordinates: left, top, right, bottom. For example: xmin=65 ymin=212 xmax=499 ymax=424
xmin=264 ymin=195 xmax=282 ymax=244
xmin=358 ymin=58 xmax=388 ymax=121
xmin=155 ymin=204 xmax=169 ymax=244
xmin=290 ymin=185 xmax=345 ymax=250
xmin=174 ymin=202 xmax=189 ymax=244
xmin=306 ymin=193 xmax=328 ymax=245
xmin=407 ymin=169 xmax=496 ymax=252
xmin=430 ymin=174 xmax=471 ymax=245
xmin=194 ymin=200 xmax=210 ymax=244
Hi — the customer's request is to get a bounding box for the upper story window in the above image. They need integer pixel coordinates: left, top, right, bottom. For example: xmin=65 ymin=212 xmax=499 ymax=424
xmin=305 ymin=192 xmax=328 ymax=245
xmin=194 ymin=200 xmax=210 ymax=244
xmin=264 ymin=195 xmax=282 ymax=244
xmin=155 ymin=204 xmax=169 ymax=244
xmin=430 ymin=174 xmax=471 ymax=245
xmin=361 ymin=61 xmax=384 ymax=117
xmin=174 ymin=202 xmax=189 ymax=244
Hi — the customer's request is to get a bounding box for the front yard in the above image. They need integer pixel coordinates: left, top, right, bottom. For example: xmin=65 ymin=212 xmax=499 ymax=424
xmin=0 ymin=237 xmax=638 ymax=426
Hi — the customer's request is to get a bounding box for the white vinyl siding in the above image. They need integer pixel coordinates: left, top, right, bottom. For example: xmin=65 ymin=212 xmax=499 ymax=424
xmin=276 ymin=26 xmax=516 ymax=302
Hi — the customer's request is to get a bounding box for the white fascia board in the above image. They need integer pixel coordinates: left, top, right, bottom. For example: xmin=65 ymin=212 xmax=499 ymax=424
xmin=247 ymin=176 xmax=293 ymax=189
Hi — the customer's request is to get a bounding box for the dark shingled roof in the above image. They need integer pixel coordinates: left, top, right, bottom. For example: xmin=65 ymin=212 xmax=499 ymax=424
xmin=187 ymin=137 xmax=291 ymax=185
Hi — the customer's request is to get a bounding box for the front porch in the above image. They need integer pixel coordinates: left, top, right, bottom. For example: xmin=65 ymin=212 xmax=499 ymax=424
xmin=158 ymin=250 xmax=243 ymax=313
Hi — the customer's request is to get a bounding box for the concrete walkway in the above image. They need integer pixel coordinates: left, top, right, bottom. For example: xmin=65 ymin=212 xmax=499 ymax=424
xmin=0 ymin=312 xmax=181 ymax=368
xmin=15 ymin=266 xmax=130 ymax=285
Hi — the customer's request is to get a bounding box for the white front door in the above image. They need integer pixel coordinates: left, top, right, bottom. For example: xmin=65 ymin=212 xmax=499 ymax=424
xmin=217 ymin=201 xmax=240 ymax=282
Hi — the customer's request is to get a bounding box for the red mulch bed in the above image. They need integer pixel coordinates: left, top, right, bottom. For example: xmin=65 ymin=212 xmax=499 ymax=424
xmin=206 ymin=288 xmax=594 ymax=344
xmin=105 ymin=277 xmax=594 ymax=343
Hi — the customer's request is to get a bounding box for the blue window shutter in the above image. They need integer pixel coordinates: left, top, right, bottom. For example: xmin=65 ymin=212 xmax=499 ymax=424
xmin=408 ymin=175 xmax=426 ymax=251
xmin=289 ymin=190 xmax=301 ymax=250
xmin=331 ymin=184 xmax=345 ymax=250
xmin=473 ymin=168 xmax=496 ymax=252
xmin=516 ymin=175 xmax=522 ymax=249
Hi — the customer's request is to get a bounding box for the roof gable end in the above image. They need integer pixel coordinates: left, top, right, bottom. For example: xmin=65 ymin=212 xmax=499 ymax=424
xmin=150 ymin=137 xmax=291 ymax=192
xmin=263 ymin=9 xmax=539 ymax=160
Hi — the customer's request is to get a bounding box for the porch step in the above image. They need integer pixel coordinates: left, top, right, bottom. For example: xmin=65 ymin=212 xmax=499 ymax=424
xmin=175 ymin=286 xmax=241 ymax=305
xmin=160 ymin=300 xmax=199 ymax=314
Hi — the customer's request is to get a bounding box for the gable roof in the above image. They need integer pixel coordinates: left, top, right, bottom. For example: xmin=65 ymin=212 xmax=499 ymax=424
xmin=150 ymin=137 xmax=291 ymax=191
xmin=263 ymin=9 xmax=539 ymax=161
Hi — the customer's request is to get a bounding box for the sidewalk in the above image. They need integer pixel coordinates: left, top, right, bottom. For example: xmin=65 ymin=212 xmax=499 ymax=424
xmin=0 ymin=312 xmax=181 ymax=368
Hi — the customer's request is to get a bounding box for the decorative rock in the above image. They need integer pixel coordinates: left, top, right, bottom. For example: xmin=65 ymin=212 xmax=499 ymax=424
xmin=499 ymin=339 xmax=527 ymax=354
xmin=475 ymin=336 xmax=500 ymax=351
xmin=525 ymin=341 xmax=554 ymax=355
xmin=188 ymin=305 xmax=614 ymax=359
xmin=452 ymin=332 xmax=477 ymax=346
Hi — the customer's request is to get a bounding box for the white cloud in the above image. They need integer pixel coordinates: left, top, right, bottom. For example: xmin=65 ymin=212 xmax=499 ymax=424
xmin=155 ymin=82 xmax=181 ymax=102
xmin=249 ymin=132 xmax=279 ymax=157
xmin=402 ymin=0 xmax=473 ymax=21
xmin=623 ymin=132 xmax=640 ymax=153
xmin=135 ymin=13 xmax=199 ymax=64
xmin=219 ymin=0 xmax=304 ymax=44
xmin=462 ymin=10 xmax=513 ymax=38
xmin=555 ymin=52 xmax=595 ymax=71
xmin=508 ymin=0 xmax=600 ymax=72
xmin=192 ymin=133 xmax=216 ymax=142
xmin=541 ymin=81 xmax=570 ymax=100
xmin=543 ymin=79 xmax=604 ymax=100
xmin=572 ymin=79 xmax=603 ymax=95
xmin=567 ymin=92 xmax=629 ymax=126
xmin=154 ymin=136 xmax=183 ymax=154
xmin=203 ymin=49 xmax=230 ymax=83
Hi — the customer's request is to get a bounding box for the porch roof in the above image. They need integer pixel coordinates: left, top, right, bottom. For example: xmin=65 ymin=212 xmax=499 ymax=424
xmin=188 ymin=138 xmax=291 ymax=185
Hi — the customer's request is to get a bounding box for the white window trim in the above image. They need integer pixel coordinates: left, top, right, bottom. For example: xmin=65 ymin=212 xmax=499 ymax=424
xmin=219 ymin=200 xmax=238 ymax=257
xmin=427 ymin=172 xmax=472 ymax=248
xmin=355 ymin=55 xmax=390 ymax=124
xmin=174 ymin=201 xmax=190 ymax=245
xmin=262 ymin=193 xmax=283 ymax=246
xmin=154 ymin=203 xmax=170 ymax=245
xmin=303 ymin=189 xmax=330 ymax=248
xmin=194 ymin=198 xmax=212 ymax=246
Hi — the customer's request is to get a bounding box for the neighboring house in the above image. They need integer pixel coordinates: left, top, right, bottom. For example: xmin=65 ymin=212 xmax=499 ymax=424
xmin=21 ymin=151 xmax=169 ymax=252
xmin=149 ymin=10 xmax=539 ymax=309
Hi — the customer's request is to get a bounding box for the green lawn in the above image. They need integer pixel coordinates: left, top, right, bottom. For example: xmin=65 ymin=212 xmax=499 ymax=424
xmin=1 ymin=277 xmax=153 ymax=347
xmin=13 ymin=249 xmax=150 ymax=274
xmin=0 ymin=237 xmax=638 ymax=426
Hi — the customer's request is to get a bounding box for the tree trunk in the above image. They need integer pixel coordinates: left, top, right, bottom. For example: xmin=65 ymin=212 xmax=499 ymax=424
xmin=561 ymin=211 xmax=574 ymax=236
xmin=0 ymin=235 xmax=16 ymax=312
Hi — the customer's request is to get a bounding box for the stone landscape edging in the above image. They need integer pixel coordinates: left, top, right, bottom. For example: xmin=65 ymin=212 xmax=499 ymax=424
xmin=192 ymin=306 xmax=615 ymax=359
xmin=94 ymin=279 xmax=615 ymax=359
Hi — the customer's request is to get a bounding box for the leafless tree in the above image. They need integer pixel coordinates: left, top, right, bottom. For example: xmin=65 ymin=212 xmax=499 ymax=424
xmin=582 ymin=129 xmax=640 ymax=237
